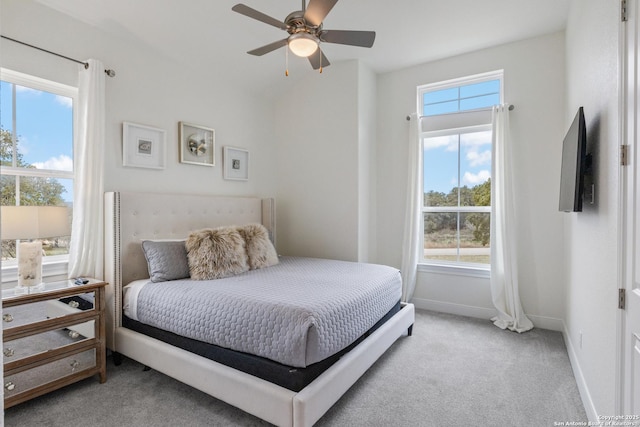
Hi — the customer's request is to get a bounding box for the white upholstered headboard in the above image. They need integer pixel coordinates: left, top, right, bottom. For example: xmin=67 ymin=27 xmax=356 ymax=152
xmin=103 ymin=191 xmax=275 ymax=349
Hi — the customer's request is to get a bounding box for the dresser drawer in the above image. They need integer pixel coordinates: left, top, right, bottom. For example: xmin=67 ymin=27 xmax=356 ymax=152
xmin=3 ymin=320 xmax=95 ymax=362
xmin=3 ymin=290 xmax=96 ymax=331
xmin=4 ymin=348 xmax=96 ymax=399
xmin=2 ymin=301 xmax=50 ymax=330
xmin=45 ymin=299 xmax=95 ymax=338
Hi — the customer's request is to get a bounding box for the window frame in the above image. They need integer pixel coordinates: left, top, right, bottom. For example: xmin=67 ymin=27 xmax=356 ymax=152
xmin=418 ymin=71 xmax=504 ymax=117
xmin=417 ymin=70 xmax=503 ymax=275
xmin=1 ymin=68 xmax=78 ymax=283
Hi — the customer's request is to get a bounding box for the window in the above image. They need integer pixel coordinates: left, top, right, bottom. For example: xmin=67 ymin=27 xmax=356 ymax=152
xmin=418 ymin=71 xmax=502 ymax=269
xmin=422 ymin=78 xmax=501 ymax=117
xmin=1 ymin=69 xmax=76 ymax=280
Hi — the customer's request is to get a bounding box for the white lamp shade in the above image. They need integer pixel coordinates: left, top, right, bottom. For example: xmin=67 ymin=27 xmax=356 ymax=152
xmin=1 ymin=206 xmax=71 ymax=240
xmin=288 ymin=33 xmax=319 ymax=57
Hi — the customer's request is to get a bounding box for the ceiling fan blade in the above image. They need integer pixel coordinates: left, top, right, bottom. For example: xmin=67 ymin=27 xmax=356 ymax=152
xmin=232 ymin=4 xmax=288 ymax=30
xmin=308 ymin=48 xmax=331 ymax=70
xmin=303 ymin=0 xmax=339 ymax=27
xmin=320 ymin=30 xmax=376 ymax=48
xmin=247 ymin=39 xmax=288 ymax=56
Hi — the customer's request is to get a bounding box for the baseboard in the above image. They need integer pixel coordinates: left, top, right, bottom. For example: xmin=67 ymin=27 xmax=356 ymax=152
xmin=562 ymin=320 xmax=598 ymax=423
xmin=411 ymin=297 xmax=496 ymax=320
xmin=526 ymin=314 xmax=565 ymax=332
xmin=411 ymin=297 xmax=564 ymax=331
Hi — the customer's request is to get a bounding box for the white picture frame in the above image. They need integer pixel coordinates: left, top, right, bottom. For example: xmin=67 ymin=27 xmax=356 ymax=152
xmin=223 ymin=146 xmax=249 ymax=181
xmin=179 ymin=122 xmax=215 ymax=167
xmin=122 ymin=122 xmax=166 ymax=169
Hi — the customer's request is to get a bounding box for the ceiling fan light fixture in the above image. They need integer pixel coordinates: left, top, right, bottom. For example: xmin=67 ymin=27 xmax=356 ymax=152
xmin=288 ymin=33 xmax=318 ymax=57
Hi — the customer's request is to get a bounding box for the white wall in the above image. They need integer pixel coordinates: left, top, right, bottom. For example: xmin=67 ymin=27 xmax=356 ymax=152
xmin=375 ymin=32 xmax=567 ymax=326
xmin=564 ymin=0 xmax=620 ymax=419
xmin=0 ymin=0 xmax=278 ymax=206
xmin=358 ymin=63 xmax=378 ymax=262
xmin=274 ymin=60 xmax=376 ymax=262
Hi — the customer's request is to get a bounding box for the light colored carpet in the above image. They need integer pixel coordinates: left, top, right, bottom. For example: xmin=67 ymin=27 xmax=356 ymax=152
xmin=3 ymin=310 xmax=587 ymax=426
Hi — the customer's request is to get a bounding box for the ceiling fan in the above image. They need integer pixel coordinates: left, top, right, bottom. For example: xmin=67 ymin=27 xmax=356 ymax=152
xmin=232 ymin=0 xmax=376 ymax=72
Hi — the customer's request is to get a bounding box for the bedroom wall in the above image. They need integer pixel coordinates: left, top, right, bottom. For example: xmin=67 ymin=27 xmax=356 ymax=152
xmin=563 ymin=0 xmax=619 ymax=419
xmin=358 ymin=63 xmax=378 ymax=263
xmin=375 ymin=32 xmax=567 ymax=327
xmin=273 ymin=60 xmax=376 ymax=262
xmin=0 ymin=0 xmax=278 ymax=202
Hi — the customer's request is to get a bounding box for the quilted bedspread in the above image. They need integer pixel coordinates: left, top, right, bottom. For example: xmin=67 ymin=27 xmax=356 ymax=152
xmin=130 ymin=256 xmax=402 ymax=367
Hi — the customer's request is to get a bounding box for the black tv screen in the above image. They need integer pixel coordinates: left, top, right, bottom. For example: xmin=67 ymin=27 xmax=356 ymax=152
xmin=559 ymin=107 xmax=587 ymax=212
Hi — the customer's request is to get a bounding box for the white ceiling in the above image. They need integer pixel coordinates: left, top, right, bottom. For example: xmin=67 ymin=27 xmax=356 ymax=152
xmin=36 ymin=0 xmax=571 ymax=96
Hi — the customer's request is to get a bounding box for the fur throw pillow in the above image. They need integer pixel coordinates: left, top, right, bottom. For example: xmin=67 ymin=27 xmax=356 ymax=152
xmin=237 ymin=223 xmax=279 ymax=270
xmin=185 ymin=227 xmax=249 ymax=280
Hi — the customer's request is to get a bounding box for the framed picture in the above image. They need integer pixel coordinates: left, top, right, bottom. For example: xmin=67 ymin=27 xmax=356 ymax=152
xmin=179 ymin=122 xmax=215 ymax=166
xmin=223 ymin=146 xmax=249 ymax=181
xmin=122 ymin=122 xmax=166 ymax=169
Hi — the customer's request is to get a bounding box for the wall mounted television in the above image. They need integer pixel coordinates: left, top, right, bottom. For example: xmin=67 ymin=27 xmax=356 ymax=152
xmin=559 ymin=106 xmax=589 ymax=212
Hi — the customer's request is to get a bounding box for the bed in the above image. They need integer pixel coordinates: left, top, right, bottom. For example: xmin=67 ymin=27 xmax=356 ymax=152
xmin=103 ymin=191 xmax=415 ymax=427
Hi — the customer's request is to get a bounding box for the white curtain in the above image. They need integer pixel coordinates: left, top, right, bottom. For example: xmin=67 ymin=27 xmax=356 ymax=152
xmin=400 ymin=113 xmax=422 ymax=302
xmin=490 ymin=105 xmax=533 ymax=333
xmin=68 ymin=59 xmax=105 ymax=279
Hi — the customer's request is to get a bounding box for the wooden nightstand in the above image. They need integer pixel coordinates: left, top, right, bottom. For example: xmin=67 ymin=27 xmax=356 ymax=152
xmin=2 ymin=279 xmax=107 ymax=408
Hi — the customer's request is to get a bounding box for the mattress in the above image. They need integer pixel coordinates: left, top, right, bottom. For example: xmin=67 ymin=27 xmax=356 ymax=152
xmin=124 ymin=256 xmax=402 ymax=367
xmin=123 ymin=302 xmax=401 ymax=391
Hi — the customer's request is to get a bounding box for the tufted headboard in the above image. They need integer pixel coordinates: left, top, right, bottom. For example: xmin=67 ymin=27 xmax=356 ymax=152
xmin=103 ymin=191 xmax=275 ymax=349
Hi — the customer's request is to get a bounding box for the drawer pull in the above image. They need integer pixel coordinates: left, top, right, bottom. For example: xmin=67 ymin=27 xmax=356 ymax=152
xmin=3 ymin=348 xmax=14 ymax=357
xmin=68 ymin=300 xmax=80 ymax=309
xmin=68 ymin=330 xmax=80 ymax=339
xmin=3 ymin=313 xmax=13 ymax=323
xmin=5 ymin=382 xmax=15 ymax=391
xmin=70 ymin=360 xmax=79 ymax=372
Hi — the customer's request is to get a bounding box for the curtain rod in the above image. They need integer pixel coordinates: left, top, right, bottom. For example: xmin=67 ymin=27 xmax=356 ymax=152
xmin=406 ymin=104 xmax=514 ymax=121
xmin=1 ymin=35 xmax=116 ymax=77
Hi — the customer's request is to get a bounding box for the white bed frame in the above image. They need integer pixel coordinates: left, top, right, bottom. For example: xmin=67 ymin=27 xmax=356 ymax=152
xmin=103 ymin=191 xmax=415 ymax=427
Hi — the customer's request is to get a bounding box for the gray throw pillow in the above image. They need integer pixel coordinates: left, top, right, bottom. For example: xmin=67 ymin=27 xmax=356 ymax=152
xmin=142 ymin=240 xmax=190 ymax=282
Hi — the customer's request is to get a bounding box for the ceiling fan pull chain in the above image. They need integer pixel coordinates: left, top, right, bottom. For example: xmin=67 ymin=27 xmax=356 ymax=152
xmin=319 ymin=48 xmax=322 ymax=73
xmin=285 ymin=47 xmax=289 ymax=76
